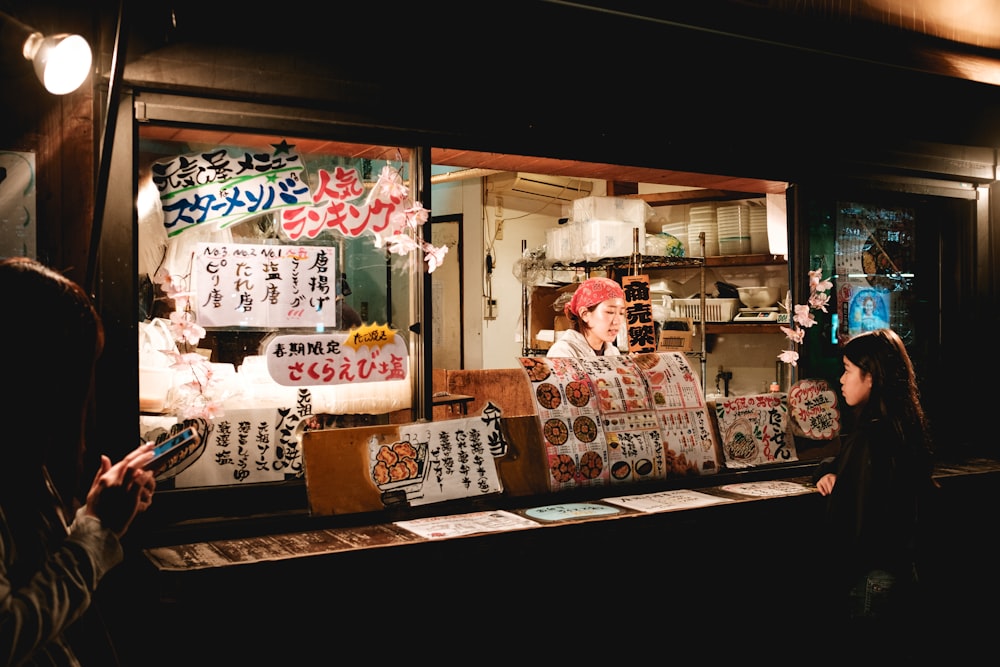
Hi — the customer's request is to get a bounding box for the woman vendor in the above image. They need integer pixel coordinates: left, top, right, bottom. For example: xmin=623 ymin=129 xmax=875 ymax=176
xmin=547 ymin=277 xmax=626 ymax=358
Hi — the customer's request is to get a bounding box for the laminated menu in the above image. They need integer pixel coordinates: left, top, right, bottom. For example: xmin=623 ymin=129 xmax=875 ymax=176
xmin=518 ymin=352 xmax=720 ymax=493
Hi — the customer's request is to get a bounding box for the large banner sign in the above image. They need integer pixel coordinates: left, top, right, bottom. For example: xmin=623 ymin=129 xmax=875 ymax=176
xmin=152 ymin=142 xmax=308 ymax=236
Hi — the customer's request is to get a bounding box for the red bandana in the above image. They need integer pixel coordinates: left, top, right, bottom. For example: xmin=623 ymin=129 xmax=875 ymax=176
xmin=565 ymin=277 xmax=625 ymax=318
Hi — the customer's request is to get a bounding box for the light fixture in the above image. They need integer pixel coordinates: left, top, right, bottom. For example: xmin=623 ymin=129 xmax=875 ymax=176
xmin=1 ymin=10 xmax=92 ymax=95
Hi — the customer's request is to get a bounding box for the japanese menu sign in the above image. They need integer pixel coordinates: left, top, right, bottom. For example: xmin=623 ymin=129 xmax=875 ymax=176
xmin=151 ymin=143 xmax=416 ymax=245
xmin=381 ymin=407 xmax=507 ymax=507
xmin=264 ymin=326 xmax=408 ymax=387
xmin=278 ymin=165 xmax=409 ymax=242
xmin=152 ymin=142 xmax=307 ymax=237
xmin=193 ymin=242 xmax=338 ymax=328
xmin=714 ymin=392 xmax=796 ymax=468
xmin=139 ymin=400 xmax=311 ymax=489
xmin=787 ymin=378 xmax=840 ymax=440
xmin=518 ymin=352 xmax=720 ymax=493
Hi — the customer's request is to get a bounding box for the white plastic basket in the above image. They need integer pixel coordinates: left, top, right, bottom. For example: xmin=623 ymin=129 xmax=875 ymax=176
xmin=672 ymin=298 xmax=740 ymax=322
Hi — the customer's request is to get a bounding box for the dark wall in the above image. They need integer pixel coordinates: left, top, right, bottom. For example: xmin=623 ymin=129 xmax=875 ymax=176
xmin=117 ymin=2 xmax=1000 ymax=177
xmin=0 ymin=1 xmax=95 ymax=285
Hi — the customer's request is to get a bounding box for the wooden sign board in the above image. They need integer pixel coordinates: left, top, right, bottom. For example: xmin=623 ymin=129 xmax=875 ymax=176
xmin=622 ymin=274 xmax=657 ymax=353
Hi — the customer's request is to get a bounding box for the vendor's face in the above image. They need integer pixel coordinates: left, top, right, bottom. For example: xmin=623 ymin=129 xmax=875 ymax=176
xmin=582 ymin=298 xmax=626 ymax=346
xmin=840 ymin=356 xmax=872 ymax=406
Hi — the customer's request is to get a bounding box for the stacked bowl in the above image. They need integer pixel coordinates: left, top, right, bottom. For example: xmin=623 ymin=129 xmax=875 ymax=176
xmin=716 ymin=204 xmax=751 ymax=255
xmin=749 ymin=204 xmax=769 ymax=254
xmin=687 ymin=203 xmax=719 ymax=257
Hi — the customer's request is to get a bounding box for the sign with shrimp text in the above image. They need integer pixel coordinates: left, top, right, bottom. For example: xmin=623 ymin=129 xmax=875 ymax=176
xmin=265 ymin=326 xmax=408 ymax=387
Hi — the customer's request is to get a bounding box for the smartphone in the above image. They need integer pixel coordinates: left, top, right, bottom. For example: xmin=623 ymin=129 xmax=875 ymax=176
xmin=146 ymin=426 xmax=199 ymax=476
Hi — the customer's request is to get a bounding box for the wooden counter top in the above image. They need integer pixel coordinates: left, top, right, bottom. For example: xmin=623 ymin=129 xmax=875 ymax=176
xmin=143 ymin=457 xmax=1000 ymax=574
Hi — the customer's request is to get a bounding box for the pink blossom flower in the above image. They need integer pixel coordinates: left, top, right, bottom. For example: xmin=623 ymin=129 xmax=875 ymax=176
xmin=168 ymin=310 xmax=206 ymax=346
xmin=809 ymin=269 xmax=833 ymax=293
xmin=424 ymin=243 xmax=449 ymax=273
xmin=386 ymin=209 xmax=409 ymax=235
xmin=778 ymin=349 xmax=799 ymax=366
xmin=779 ymin=269 xmax=831 ymax=365
xmin=370 ymin=165 xmax=408 ymax=203
xmin=153 ymin=267 xmax=177 ymax=290
xmin=192 ymin=400 xmax=224 ymax=420
xmin=386 ymin=233 xmax=420 ymax=256
xmin=793 ymin=304 xmax=816 ymax=328
xmin=405 ymin=204 xmax=430 ymax=227
xmin=781 ymin=325 xmax=805 ymax=344
xmin=808 ymin=291 xmax=831 ymax=312
xmin=365 ymin=164 xmax=445 ymax=274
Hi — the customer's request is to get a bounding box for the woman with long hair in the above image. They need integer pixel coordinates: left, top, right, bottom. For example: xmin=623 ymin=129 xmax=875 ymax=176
xmin=812 ymin=328 xmax=937 ymax=649
xmin=0 ymin=257 xmax=157 ymax=666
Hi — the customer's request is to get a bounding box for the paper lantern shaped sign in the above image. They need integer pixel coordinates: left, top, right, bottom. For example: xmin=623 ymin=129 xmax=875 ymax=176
xmin=788 ymin=378 xmax=841 ymax=440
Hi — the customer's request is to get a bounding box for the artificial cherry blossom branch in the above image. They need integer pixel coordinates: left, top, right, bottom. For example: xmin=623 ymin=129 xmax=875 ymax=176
xmin=366 ymin=165 xmax=449 ymax=273
xmin=778 ymin=268 xmax=832 ymax=366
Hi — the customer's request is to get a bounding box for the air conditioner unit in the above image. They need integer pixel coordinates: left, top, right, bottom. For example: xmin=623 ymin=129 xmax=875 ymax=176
xmin=485 ymin=172 xmax=593 ymax=203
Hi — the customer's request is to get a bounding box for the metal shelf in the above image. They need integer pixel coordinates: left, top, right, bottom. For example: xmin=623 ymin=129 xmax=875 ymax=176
xmin=706 ymin=323 xmax=784 ymax=334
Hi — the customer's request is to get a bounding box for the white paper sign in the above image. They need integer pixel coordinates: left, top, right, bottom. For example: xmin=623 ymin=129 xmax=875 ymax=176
xmin=603 ymin=489 xmax=732 ymax=513
xmin=193 ymin=242 xmax=338 ymax=328
xmin=389 ymin=411 xmax=507 ymax=507
xmin=142 ymin=406 xmax=304 ymax=488
xmin=394 ymin=510 xmax=538 ymax=540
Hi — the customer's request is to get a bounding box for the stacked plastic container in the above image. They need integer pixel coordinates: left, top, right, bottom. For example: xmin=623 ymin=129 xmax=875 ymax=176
xmin=716 ymin=204 xmax=751 ymax=255
xmin=687 ymin=203 xmax=719 ymax=257
xmin=749 ymin=204 xmax=769 ymax=254
xmin=546 ymin=196 xmax=652 ymax=262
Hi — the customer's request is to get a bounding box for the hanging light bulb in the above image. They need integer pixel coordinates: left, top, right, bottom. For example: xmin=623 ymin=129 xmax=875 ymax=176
xmin=1 ymin=10 xmax=92 ymax=95
xmin=22 ymin=31 xmax=93 ymax=95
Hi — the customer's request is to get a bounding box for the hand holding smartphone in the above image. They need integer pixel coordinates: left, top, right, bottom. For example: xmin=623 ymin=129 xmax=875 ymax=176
xmin=145 ymin=422 xmax=204 ymax=477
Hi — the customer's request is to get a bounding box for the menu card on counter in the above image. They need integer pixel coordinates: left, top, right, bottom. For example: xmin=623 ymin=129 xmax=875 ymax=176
xmin=394 ymin=510 xmax=539 ymax=540
xmin=718 ymin=480 xmax=815 ymax=497
xmin=518 ymin=352 xmax=720 ymax=493
xmin=603 ymin=489 xmax=732 ymax=513
xmin=714 ymin=392 xmax=797 ymax=468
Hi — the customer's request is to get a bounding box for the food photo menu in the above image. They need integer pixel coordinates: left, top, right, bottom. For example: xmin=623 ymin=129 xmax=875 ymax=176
xmin=518 ymin=352 xmax=720 ymax=492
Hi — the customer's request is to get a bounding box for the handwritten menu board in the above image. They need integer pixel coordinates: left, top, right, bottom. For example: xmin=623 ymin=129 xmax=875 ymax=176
xmin=788 ymin=379 xmax=841 ymax=440
xmin=714 ymin=393 xmax=796 ymax=468
xmin=394 ymin=411 xmax=507 ymax=507
xmin=518 ymin=352 xmax=720 ymax=492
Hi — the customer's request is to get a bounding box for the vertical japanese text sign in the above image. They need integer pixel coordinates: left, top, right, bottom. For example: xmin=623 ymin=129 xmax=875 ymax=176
xmin=623 ymin=275 xmax=656 ymax=353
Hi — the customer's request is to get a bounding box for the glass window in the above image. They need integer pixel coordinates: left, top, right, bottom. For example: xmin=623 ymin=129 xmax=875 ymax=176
xmin=137 ymin=128 xmax=423 ymax=491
